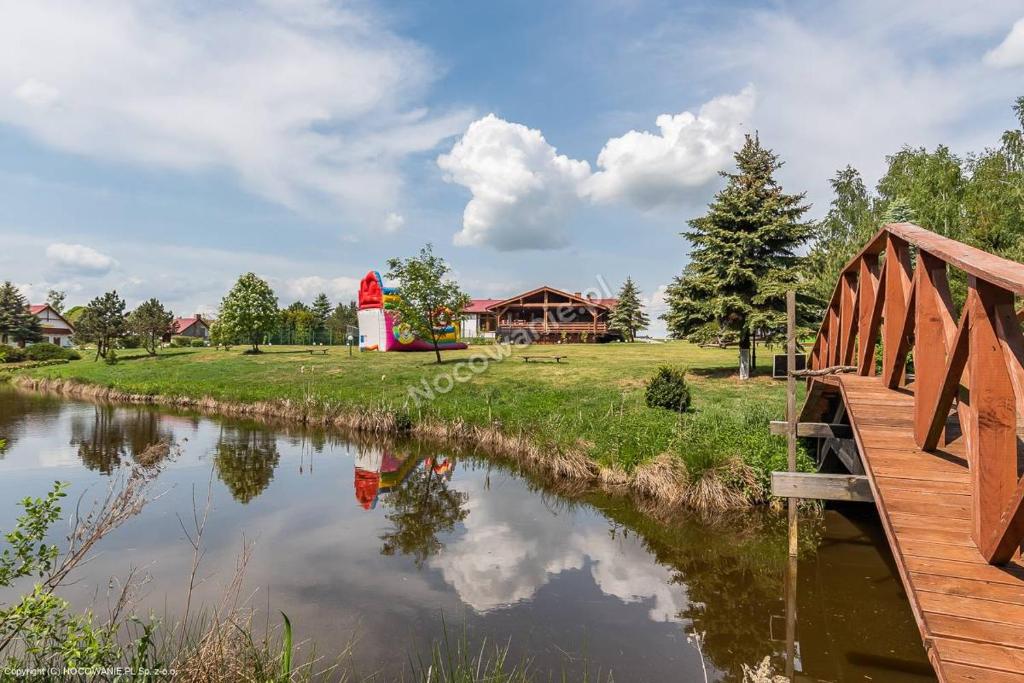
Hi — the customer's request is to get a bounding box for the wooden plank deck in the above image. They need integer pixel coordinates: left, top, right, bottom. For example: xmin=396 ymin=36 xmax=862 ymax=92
xmin=834 ymin=373 xmax=1024 ymax=683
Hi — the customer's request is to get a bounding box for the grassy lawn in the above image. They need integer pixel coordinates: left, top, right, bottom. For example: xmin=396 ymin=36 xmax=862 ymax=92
xmin=16 ymin=341 xmax=807 ymax=500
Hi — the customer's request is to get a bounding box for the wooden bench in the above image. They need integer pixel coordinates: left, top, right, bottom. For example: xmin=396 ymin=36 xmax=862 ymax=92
xmin=521 ymin=355 xmax=567 ymax=363
xmin=308 ymin=348 xmax=329 ymax=355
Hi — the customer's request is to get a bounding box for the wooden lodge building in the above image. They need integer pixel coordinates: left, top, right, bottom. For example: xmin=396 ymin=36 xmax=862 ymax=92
xmin=463 ymin=286 xmax=618 ymax=344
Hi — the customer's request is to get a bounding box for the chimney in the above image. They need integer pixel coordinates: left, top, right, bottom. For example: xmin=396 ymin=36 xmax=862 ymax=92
xmin=573 ymin=291 xmax=582 ymax=298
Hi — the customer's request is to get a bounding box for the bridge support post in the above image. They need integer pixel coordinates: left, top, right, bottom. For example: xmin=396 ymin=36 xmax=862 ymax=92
xmin=787 ymin=290 xmax=798 ymax=558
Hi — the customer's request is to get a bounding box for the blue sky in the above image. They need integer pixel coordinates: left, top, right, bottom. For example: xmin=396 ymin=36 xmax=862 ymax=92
xmin=1 ymin=0 xmax=1023 ymax=335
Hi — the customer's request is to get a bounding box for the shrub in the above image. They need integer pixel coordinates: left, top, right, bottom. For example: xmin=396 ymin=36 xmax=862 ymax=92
xmin=66 ymin=349 xmax=82 ymax=360
xmin=0 ymin=346 xmax=27 ymax=363
xmin=170 ymin=335 xmax=192 ymax=347
xmin=190 ymin=338 xmax=206 ymax=347
xmin=119 ymin=334 xmax=141 ymax=349
xmin=104 ymin=349 xmax=119 ymax=365
xmin=645 ymin=365 xmax=691 ymax=412
xmin=25 ymin=342 xmax=70 ymax=361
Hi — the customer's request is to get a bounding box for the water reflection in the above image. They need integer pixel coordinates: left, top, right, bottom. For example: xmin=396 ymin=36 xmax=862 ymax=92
xmin=213 ymin=425 xmax=281 ymax=503
xmin=378 ymin=456 xmax=468 ymax=567
xmin=69 ymin=405 xmax=176 ymax=472
xmin=0 ymin=386 xmax=935 ymax=681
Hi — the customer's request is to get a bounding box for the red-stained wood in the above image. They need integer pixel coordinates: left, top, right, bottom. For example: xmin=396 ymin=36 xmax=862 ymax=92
xmin=921 ymin=307 xmax=970 ymax=451
xmin=883 ymin=234 xmax=913 ymax=387
xmin=839 ymin=270 xmax=858 ymax=365
xmin=913 ymin=251 xmax=959 ymax=447
xmin=858 ymin=255 xmax=883 ymax=375
xmin=799 ymin=222 xmax=1024 ymax=682
xmin=968 ymin=279 xmax=1019 ymax=563
xmin=830 ymin=374 xmax=1024 ymax=682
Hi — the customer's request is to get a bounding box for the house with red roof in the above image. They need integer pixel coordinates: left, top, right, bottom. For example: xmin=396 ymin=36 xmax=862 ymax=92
xmin=28 ymin=304 xmax=75 ymax=348
xmin=462 ymin=286 xmax=619 ymax=343
xmin=162 ymin=314 xmax=210 ymax=343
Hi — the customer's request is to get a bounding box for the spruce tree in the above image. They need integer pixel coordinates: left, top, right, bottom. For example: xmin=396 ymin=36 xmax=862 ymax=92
xmin=311 ymin=292 xmax=332 ymax=344
xmin=609 ymin=277 xmax=648 ymax=342
xmin=662 ymin=134 xmax=811 ymax=378
xmin=0 ymin=281 xmax=42 ymax=346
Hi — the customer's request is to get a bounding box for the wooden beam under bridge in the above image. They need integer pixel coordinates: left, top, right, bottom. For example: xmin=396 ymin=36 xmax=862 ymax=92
xmin=769 ymin=421 xmax=852 ymax=439
xmin=771 ymin=472 xmax=874 ymax=503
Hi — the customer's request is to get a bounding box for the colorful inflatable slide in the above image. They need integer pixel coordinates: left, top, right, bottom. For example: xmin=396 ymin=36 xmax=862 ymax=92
xmin=357 ymin=270 xmax=468 ymax=352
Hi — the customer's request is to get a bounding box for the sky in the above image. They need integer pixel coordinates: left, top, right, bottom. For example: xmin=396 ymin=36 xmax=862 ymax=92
xmin=1 ymin=0 xmax=1023 ymax=336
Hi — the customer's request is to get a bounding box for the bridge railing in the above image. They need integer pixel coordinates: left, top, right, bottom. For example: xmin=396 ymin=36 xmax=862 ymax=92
xmin=809 ymin=222 xmax=1024 ymax=564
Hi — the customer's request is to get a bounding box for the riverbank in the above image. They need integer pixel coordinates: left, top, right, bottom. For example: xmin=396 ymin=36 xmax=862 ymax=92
xmin=12 ymin=341 xmax=811 ymax=512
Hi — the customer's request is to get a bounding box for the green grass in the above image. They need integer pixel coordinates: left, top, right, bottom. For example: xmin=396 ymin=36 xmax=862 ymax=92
xmin=17 ymin=341 xmax=805 ymax=489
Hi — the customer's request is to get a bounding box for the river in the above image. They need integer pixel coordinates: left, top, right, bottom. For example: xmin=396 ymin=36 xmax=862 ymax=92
xmin=0 ymin=385 xmax=935 ymax=681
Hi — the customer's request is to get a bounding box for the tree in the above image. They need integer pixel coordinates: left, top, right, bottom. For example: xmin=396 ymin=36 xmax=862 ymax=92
xmin=46 ymin=289 xmax=66 ymax=314
xmin=328 ymin=300 xmax=358 ymax=344
xmin=311 ymin=292 xmax=332 ymax=344
xmin=804 ymin=167 xmax=879 ymax=307
xmin=877 ymin=145 xmax=965 ymax=238
xmin=0 ymin=281 xmax=42 ymax=346
xmin=218 ymin=273 xmax=278 ymax=353
xmin=663 ymin=134 xmax=812 ymax=379
xmin=609 ymin=277 xmax=649 ymax=342
xmin=380 ymin=461 xmax=468 ymax=567
xmin=386 ymin=244 xmax=470 ymax=364
xmin=127 ymin=298 xmax=174 ymax=356
xmin=74 ymin=291 xmax=127 ymax=360
xmin=213 ymin=426 xmax=280 ymax=503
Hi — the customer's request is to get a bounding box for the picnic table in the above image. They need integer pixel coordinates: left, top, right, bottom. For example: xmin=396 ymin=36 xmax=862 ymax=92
xmin=308 ymin=348 xmax=329 ymax=355
xmin=521 ymin=355 xmax=567 ymax=363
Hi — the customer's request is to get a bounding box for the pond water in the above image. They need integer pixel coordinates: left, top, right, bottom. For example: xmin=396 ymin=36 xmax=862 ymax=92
xmin=0 ymin=386 xmax=936 ymax=681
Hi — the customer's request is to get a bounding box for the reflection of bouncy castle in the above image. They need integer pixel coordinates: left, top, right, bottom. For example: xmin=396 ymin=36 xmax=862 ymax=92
xmin=354 ymin=449 xmax=417 ymax=510
xmin=353 ymin=450 xmax=457 ymax=510
xmin=357 ymin=271 xmax=468 ymax=352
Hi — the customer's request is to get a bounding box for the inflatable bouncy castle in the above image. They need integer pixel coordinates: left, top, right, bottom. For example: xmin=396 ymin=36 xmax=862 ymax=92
xmin=357 ymin=270 xmax=468 ymax=352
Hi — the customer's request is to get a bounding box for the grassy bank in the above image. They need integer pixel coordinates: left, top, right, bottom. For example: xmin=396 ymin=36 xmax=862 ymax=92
xmin=14 ymin=341 xmax=811 ymax=511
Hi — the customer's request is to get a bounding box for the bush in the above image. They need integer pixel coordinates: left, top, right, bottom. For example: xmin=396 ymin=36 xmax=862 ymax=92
xmin=119 ymin=334 xmax=141 ymax=349
xmin=170 ymin=335 xmax=192 ymax=347
xmin=645 ymin=365 xmax=691 ymax=412
xmin=0 ymin=346 xmax=27 ymax=363
xmin=104 ymin=349 xmax=119 ymax=365
xmin=25 ymin=342 xmax=70 ymax=361
xmin=190 ymin=338 xmax=206 ymax=347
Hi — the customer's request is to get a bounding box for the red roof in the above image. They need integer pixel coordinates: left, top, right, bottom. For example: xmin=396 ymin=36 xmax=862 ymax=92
xmin=172 ymin=315 xmax=207 ymax=334
xmin=464 ymin=298 xmax=502 ymax=314
xmin=28 ymin=304 xmax=75 ymax=331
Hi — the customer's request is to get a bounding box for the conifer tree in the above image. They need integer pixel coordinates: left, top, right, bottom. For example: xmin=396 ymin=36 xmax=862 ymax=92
xmin=662 ymin=134 xmax=811 ymax=378
xmin=311 ymin=292 xmax=332 ymax=344
xmin=609 ymin=277 xmax=648 ymax=342
xmin=0 ymin=281 xmax=42 ymax=346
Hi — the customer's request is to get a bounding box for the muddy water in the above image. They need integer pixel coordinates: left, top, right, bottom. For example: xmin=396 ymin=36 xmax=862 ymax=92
xmin=0 ymin=386 xmax=935 ymax=681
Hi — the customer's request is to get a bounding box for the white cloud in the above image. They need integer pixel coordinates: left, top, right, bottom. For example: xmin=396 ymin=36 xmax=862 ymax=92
xmin=13 ymin=78 xmax=60 ymax=109
xmin=382 ymin=212 xmax=405 ymax=233
xmin=45 ymin=243 xmax=117 ymax=276
xmin=438 ymin=114 xmax=592 ymax=251
xmin=277 ymin=275 xmax=360 ymax=303
xmin=586 ymin=86 xmax=755 ymax=209
xmin=429 ymin=477 xmax=685 ymax=620
xmin=986 ymin=17 xmax=1024 ymax=68
xmin=439 ymin=89 xmax=752 ymax=250
xmin=0 ymin=1 xmax=470 ymax=216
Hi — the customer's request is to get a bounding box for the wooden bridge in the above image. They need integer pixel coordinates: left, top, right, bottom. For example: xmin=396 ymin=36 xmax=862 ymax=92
xmin=789 ymin=222 xmax=1024 ymax=682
